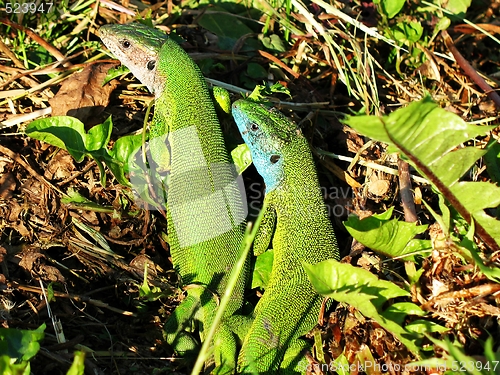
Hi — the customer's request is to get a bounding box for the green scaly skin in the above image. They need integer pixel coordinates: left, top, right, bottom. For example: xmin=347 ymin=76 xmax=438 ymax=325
xmin=232 ymin=100 xmax=340 ymax=374
xmin=100 ymin=24 xmax=248 ymax=374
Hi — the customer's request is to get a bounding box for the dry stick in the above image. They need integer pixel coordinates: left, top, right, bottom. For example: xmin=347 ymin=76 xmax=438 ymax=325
xmin=57 ymin=161 xmax=97 ymax=186
xmin=441 ymin=30 xmax=500 ymax=109
xmin=397 ymin=159 xmax=418 ymax=223
xmin=11 ymin=282 xmax=137 ymax=317
xmin=258 ymin=49 xmax=301 ymax=79
xmin=0 ymin=37 xmax=25 ymax=69
xmin=0 ymin=50 xmax=100 ymax=91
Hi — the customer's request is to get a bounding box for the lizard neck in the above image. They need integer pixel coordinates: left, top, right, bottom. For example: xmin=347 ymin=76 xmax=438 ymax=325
xmin=150 ymin=41 xmax=229 ymax=165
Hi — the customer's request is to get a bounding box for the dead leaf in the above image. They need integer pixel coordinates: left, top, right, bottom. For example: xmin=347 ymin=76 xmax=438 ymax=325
xmin=0 ymin=172 xmax=16 ymax=199
xmin=454 ymin=23 xmax=500 ymax=35
xmin=44 ymin=150 xmax=76 ymax=180
xmin=368 ymin=176 xmax=390 ymax=197
xmin=48 ymin=63 xmax=119 ymax=126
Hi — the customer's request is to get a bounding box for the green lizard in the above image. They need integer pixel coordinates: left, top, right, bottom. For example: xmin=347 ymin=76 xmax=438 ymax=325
xmin=232 ymin=99 xmax=340 ymax=374
xmin=100 ymin=24 xmax=248 ymax=373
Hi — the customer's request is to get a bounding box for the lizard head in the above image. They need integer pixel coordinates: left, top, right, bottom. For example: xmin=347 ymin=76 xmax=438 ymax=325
xmin=232 ymin=99 xmax=299 ymax=193
xmin=99 ymin=23 xmax=168 ymax=94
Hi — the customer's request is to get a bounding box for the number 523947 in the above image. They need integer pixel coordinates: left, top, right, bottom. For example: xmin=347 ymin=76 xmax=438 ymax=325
xmin=6 ymin=2 xmax=53 ymax=13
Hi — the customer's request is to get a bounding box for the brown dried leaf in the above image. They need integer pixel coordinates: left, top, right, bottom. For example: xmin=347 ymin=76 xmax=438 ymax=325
xmin=48 ymin=63 xmax=119 ymax=125
xmin=453 ymin=23 xmax=500 ymax=35
xmin=0 ymin=172 xmax=16 ymax=199
xmin=44 ymin=150 xmax=76 ymax=180
xmin=367 ymin=178 xmax=390 ymax=197
xmin=18 ymin=248 xmax=45 ymax=274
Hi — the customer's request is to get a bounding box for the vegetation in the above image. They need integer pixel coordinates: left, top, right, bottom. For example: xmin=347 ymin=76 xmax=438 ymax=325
xmin=0 ymin=0 xmax=499 ymax=374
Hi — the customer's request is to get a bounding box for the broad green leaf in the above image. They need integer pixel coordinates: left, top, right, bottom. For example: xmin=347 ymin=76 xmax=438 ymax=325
xmin=379 ymin=0 xmax=405 ymax=18
xmin=304 ymin=260 xmax=409 ymax=310
xmin=259 ymin=34 xmax=286 ymax=52
xmin=304 ymin=260 xmax=420 ymax=355
xmin=26 ymin=116 xmax=144 ymax=188
xmin=382 ymin=302 xmax=425 ymax=326
xmin=252 ymin=250 xmax=273 ymax=289
xmin=231 ymin=143 xmax=253 ymax=174
xmin=86 ymin=116 xmax=113 ymax=151
xmin=344 ymin=207 xmax=428 ymax=260
xmin=392 ymin=21 xmax=424 ymax=44
xmin=26 ymin=116 xmax=87 ymax=162
xmin=247 ymin=63 xmax=268 ymax=80
xmin=108 ymin=133 xmax=145 ymax=186
xmin=444 ymin=0 xmax=471 ymax=17
xmin=197 ymin=7 xmax=258 ymax=50
xmin=0 ymin=324 xmax=45 ymax=362
xmin=345 ymin=97 xmax=500 ymax=249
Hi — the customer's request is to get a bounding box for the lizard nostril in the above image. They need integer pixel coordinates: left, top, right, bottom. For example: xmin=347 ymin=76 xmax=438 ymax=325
xmin=147 ymin=60 xmax=156 ymax=70
xmin=250 ymin=123 xmax=259 ymax=131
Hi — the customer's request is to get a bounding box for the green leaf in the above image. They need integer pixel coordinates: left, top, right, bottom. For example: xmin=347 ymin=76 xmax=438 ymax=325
xmin=404 ymin=319 xmax=448 ymax=334
xmin=103 ymin=65 xmax=130 ymax=86
xmin=444 ymin=0 xmax=472 ymax=17
xmin=304 ymin=260 xmax=421 ymax=355
xmin=246 ymin=63 xmax=268 ymax=80
xmin=344 ymin=207 xmax=428 ymax=260
xmin=382 ymin=302 xmax=425 ymax=326
xmin=252 ymin=250 xmax=274 ymax=289
xmin=26 ymin=116 xmax=143 ymax=188
xmin=259 ymin=34 xmax=286 ymax=52
xmin=0 ymin=324 xmax=45 ymax=362
xmin=197 ymin=7 xmax=258 ymax=50
xmin=231 ymin=143 xmax=253 ymax=174
xmin=26 ymin=116 xmax=87 ymax=162
xmin=392 ymin=21 xmax=424 ymax=45
xmin=246 ymin=83 xmax=291 ymax=102
xmin=66 ymin=351 xmax=86 ymax=375
xmin=107 ymin=133 xmax=145 ymax=186
xmin=86 ymin=116 xmax=113 ymax=151
xmin=0 ymin=355 xmax=30 ymax=375
xmin=344 ymin=97 xmax=500 ymax=249
xmin=380 ymin=0 xmax=405 ymax=18
xmin=304 ymin=260 xmax=409 ymax=309
xmin=484 ymin=138 xmax=500 ymax=184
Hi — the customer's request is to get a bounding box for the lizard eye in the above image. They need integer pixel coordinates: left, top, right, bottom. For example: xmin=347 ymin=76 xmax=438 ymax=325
xmin=121 ymin=40 xmax=131 ymax=49
xmin=147 ymin=60 xmax=156 ymax=70
xmin=250 ymin=123 xmax=259 ymax=131
xmin=270 ymin=155 xmax=280 ymax=164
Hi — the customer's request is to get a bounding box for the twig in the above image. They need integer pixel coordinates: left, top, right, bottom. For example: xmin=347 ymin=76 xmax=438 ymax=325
xmin=442 ymin=30 xmax=500 ymax=109
xmin=11 ymin=282 xmax=138 ymax=317
xmin=398 ymin=159 xmax=418 ymax=223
